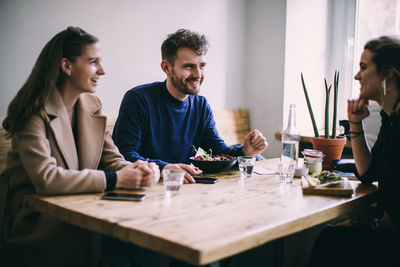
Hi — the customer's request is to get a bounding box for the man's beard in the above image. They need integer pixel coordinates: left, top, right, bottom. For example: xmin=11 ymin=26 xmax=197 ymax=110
xmin=170 ymin=69 xmax=202 ymax=95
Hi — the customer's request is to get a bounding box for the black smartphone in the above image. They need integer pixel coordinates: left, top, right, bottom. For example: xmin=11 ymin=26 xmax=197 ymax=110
xmin=101 ymin=192 xmax=146 ymax=201
xmin=194 ymin=177 xmax=218 ymax=184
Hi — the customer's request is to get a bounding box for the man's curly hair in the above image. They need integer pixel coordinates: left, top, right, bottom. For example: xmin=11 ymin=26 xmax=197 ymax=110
xmin=161 ymin=29 xmax=209 ymax=65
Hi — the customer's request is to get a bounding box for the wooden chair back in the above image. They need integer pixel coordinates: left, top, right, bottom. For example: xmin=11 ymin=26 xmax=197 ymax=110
xmin=213 ymin=109 xmax=249 ymax=146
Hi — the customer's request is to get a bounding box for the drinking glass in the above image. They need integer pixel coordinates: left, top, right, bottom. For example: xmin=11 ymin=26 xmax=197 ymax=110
xmin=277 ymin=160 xmax=295 ymax=183
xmin=238 ymin=156 xmax=256 ymax=179
xmin=162 ymin=169 xmax=185 ymax=196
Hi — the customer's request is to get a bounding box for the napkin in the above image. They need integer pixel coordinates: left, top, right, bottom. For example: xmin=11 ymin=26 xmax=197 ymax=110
xmin=253 ymin=166 xmax=278 ymax=175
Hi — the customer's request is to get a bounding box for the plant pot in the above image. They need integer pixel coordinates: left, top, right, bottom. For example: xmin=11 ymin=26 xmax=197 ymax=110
xmin=311 ymin=136 xmax=347 ymax=171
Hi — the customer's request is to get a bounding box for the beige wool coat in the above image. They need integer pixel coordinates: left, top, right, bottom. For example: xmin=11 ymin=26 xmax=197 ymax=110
xmin=0 ymin=89 xmax=130 ymax=266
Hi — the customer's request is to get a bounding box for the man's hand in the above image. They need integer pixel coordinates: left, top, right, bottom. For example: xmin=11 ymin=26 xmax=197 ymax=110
xmin=243 ymin=129 xmax=268 ymax=156
xmin=163 ymin=163 xmax=197 ymax=183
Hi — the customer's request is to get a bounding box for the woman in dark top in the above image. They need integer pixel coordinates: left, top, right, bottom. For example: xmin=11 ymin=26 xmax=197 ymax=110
xmin=309 ymin=36 xmax=400 ymax=266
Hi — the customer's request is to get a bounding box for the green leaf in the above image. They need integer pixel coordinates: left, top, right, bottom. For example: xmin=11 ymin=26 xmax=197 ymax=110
xmin=324 ymin=79 xmax=331 ymax=139
xmin=332 ymin=70 xmax=339 ymax=138
xmin=301 ymin=73 xmax=320 ymax=137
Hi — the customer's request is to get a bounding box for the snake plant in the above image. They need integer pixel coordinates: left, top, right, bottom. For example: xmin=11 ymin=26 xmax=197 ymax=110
xmin=301 ymin=70 xmax=339 ymax=139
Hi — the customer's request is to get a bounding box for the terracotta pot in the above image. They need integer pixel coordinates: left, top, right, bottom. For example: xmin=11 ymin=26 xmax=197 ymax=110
xmin=311 ymin=136 xmax=347 ymax=171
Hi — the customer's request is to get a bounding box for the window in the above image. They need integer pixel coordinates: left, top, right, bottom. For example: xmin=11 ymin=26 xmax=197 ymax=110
xmin=350 ymin=0 xmax=400 ymax=147
xmin=283 ymin=0 xmax=400 ymax=135
xmin=352 ymin=0 xmax=400 ymax=97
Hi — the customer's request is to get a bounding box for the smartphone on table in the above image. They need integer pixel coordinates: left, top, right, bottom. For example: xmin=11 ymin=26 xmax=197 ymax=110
xmin=101 ymin=192 xmax=146 ymax=201
xmin=193 ymin=177 xmax=218 ymax=184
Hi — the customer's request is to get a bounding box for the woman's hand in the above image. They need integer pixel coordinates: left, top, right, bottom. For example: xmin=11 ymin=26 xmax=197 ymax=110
xmin=347 ymin=98 xmax=373 ymax=176
xmin=115 ymin=160 xmax=159 ymax=189
xmin=347 ymin=98 xmax=370 ymax=123
xmin=149 ymin=162 xmax=161 ymax=184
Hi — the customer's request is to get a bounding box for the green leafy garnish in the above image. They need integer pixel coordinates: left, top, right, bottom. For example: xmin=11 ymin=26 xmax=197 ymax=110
xmin=191 ymin=145 xmax=212 ymax=160
xmin=311 ymin=171 xmax=341 ymax=184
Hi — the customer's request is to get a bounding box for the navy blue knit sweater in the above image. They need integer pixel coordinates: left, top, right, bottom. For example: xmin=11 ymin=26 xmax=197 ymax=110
xmin=112 ymin=81 xmax=243 ymax=169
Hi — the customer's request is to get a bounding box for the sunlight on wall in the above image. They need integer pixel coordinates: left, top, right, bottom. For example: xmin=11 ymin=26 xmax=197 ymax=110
xmin=0 ymin=0 xmax=245 ymax=119
xmin=283 ymin=0 xmax=329 ymax=134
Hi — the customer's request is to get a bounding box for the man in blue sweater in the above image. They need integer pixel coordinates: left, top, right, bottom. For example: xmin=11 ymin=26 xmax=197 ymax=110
xmin=113 ymin=29 xmax=268 ymax=183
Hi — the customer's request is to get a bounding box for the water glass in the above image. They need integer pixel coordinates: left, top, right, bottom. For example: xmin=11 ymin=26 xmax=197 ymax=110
xmin=162 ymin=169 xmax=185 ymax=196
xmin=277 ymin=161 xmax=295 ymax=183
xmin=238 ymin=156 xmax=256 ymax=179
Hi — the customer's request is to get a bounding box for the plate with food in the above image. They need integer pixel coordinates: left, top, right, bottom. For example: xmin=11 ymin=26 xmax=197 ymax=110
xmin=302 ymin=171 xmax=353 ymax=196
xmin=310 ymin=171 xmax=342 ymax=187
xmin=190 ymin=146 xmax=237 ymax=173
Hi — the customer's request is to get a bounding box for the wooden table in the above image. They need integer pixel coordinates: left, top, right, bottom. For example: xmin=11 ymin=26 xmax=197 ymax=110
xmin=25 ymin=159 xmax=377 ymax=266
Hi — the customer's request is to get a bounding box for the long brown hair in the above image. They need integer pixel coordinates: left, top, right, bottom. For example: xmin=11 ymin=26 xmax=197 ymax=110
xmin=2 ymin=26 xmax=98 ymax=137
xmin=364 ymin=36 xmax=400 ymax=113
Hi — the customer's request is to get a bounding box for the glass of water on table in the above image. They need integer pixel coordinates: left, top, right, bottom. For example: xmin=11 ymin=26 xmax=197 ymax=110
xmin=277 ymin=160 xmax=296 ymax=184
xmin=238 ymin=156 xmax=256 ymax=179
xmin=162 ymin=169 xmax=185 ymax=196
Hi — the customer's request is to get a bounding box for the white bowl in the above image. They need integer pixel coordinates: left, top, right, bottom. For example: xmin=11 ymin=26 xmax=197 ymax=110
xmin=294 ymin=167 xmax=309 ymax=177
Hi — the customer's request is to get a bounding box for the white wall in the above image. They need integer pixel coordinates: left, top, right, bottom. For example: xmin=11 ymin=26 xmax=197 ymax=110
xmin=244 ymin=0 xmax=287 ymax=158
xmin=283 ymin=0 xmax=330 ymax=134
xmin=0 ymin=0 xmax=246 ymax=116
xmin=0 ymin=0 xmax=288 ymax=158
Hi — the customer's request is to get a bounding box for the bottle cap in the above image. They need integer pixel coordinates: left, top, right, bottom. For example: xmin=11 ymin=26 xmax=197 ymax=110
xmin=301 ymin=149 xmax=324 ymax=158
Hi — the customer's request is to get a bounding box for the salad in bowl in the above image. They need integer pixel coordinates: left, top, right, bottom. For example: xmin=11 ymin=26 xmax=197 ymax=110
xmin=189 ymin=146 xmax=237 ymax=173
